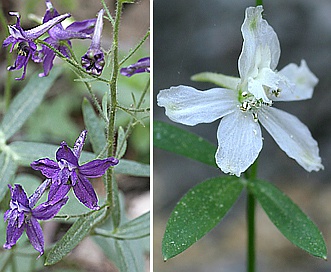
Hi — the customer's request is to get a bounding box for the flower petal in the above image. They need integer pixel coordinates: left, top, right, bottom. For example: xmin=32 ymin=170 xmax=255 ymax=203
xmin=48 ymin=182 xmax=71 ymax=203
xmin=32 ymin=197 xmax=68 ymax=220
xmin=277 ymin=60 xmax=318 ymax=101
xmin=73 ymin=175 xmax=99 ymax=210
xmin=56 ymin=142 xmax=78 ymax=166
xmin=215 ymin=110 xmax=263 ymax=177
xmin=73 ymin=130 xmax=87 ymax=159
xmin=3 ymin=220 xmax=25 ymax=250
xmin=157 ymin=85 xmax=237 ymax=126
xmin=79 ymin=157 xmax=119 ymax=178
xmin=29 ymin=179 xmax=52 ymax=208
xmin=259 ymin=107 xmax=323 ymax=171
xmin=26 ymin=217 xmax=44 ymax=257
xmin=31 ymin=158 xmax=59 ymax=178
xmin=66 ymin=19 xmax=96 ymax=34
xmin=11 ymin=184 xmax=29 ymax=207
xmin=238 ymin=6 xmax=280 ymax=80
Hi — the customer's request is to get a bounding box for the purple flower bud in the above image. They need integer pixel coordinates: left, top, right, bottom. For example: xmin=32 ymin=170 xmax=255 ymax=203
xmin=120 ymin=57 xmax=150 ymax=77
xmin=81 ymin=9 xmax=105 ymax=76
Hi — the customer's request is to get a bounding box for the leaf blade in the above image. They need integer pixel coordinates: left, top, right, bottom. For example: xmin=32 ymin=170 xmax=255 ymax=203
xmin=248 ymin=179 xmax=327 ymax=259
xmin=0 ymin=68 xmax=61 ymax=141
xmin=45 ymin=208 xmax=106 ymax=265
xmin=162 ymin=176 xmax=243 ymax=260
xmin=154 ymin=121 xmax=217 ymax=167
xmin=82 ymin=98 xmax=107 ymax=155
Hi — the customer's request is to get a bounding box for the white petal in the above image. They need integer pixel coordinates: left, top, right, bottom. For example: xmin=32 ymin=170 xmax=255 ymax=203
xmin=259 ymin=107 xmax=323 ymax=171
xmin=238 ymin=6 xmax=280 ymax=80
xmin=277 ymin=60 xmax=319 ymax=101
xmin=215 ymin=110 xmax=263 ymax=177
xmin=157 ymin=85 xmax=237 ymax=126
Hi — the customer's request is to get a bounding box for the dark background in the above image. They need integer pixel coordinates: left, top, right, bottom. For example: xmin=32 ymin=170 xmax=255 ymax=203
xmin=154 ymin=0 xmax=331 ymax=271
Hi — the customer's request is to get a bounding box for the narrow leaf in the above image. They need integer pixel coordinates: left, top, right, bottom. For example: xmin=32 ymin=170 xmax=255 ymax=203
xmin=82 ymin=98 xmax=107 ymax=154
xmin=114 ymin=240 xmax=143 ymax=272
xmin=45 ymin=208 xmax=106 ymax=265
xmin=154 ymin=121 xmax=217 ymax=167
xmin=248 ymin=179 xmax=327 ymax=259
xmin=191 ymin=72 xmax=240 ymax=90
xmin=116 ymin=126 xmax=127 ymax=159
xmin=0 ymin=152 xmax=18 ymax=202
xmin=113 ymin=212 xmax=149 ymax=239
xmin=96 ymin=212 xmax=150 ymax=239
xmin=162 ymin=176 xmax=243 ymax=260
xmin=0 ymin=67 xmax=61 ymax=141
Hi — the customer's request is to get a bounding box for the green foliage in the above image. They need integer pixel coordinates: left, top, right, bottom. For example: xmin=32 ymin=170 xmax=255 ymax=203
xmin=0 ymin=68 xmax=62 ymax=142
xmin=162 ymin=176 xmax=244 ymax=260
xmin=154 ymin=121 xmax=217 ymax=167
xmin=45 ymin=208 xmax=107 ymax=265
xmin=247 ymin=179 xmax=327 ymax=259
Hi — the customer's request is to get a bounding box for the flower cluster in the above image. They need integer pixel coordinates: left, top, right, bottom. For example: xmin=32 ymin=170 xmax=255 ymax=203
xmin=3 ymin=0 xmax=106 ymax=80
xmin=3 ymin=130 xmax=118 ymax=256
xmin=157 ymin=6 xmax=323 ymax=176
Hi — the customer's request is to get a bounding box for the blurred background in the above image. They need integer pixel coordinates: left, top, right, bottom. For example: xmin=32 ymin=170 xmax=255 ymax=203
xmin=154 ymin=0 xmax=331 ymax=271
xmin=0 ymin=0 xmax=150 ymax=271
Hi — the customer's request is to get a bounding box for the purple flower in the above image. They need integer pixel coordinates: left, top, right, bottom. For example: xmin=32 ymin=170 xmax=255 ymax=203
xmin=3 ymin=180 xmax=68 ymax=257
xmin=2 ymin=11 xmax=70 ymax=80
xmin=120 ymin=57 xmax=150 ymax=77
xmin=36 ymin=0 xmax=97 ymax=77
xmin=81 ymin=9 xmax=105 ymax=76
xmin=31 ymin=130 xmax=119 ymax=210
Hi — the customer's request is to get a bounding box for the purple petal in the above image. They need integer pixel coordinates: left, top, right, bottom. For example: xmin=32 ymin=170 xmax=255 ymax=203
xmin=120 ymin=57 xmax=150 ymax=77
xmin=31 ymin=158 xmax=59 ymax=178
xmin=56 ymin=142 xmax=79 ymax=166
xmin=26 ymin=217 xmax=44 ymax=257
xmin=25 ymin=13 xmax=71 ymax=40
xmin=66 ymin=18 xmax=96 ymax=34
xmin=3 ymin=221 xmax=25 ymax=250
xmin=48 ymin=182 xmax=71 ymax=203
xmin=73 ymin=175 xmax=99 ymax=210
xmin=49 ymin=27 xmax=91 ymax=41
xmin=29 ymin=179 xmax=52 ymax=208
xmin=79 ymin=157 xmax=119 ymax=178
xmin=73 ymin=130 xmax=87 ymax=158
xmin=32 ymin=197 xmax=68 ymax=220
xmin=11 ymin=184 xmax=29 ymax=207
xmin=44 ymin=0 xmax=61 ymax=22
xmin=81 ymin=49 xmax=105 ymax=76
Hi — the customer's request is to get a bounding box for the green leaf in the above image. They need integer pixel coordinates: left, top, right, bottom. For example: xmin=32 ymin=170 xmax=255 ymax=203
xmin=154 ymin=121 xmax=217 ymax=167
xmin=96 ymin=211 xmax=150 ymax=239
xmin=0 ymin=68 xmax=61 ymax=141
xmin=191 ymin=72 xmax=240 ymax=90
xmin=82 ymin=98 xmax=107 ymax=154
xmin=45 ymin=208 xmax=107 ymax=265
xmin=248 ymin=179 xmax=327 ymax=259
xmin=116 ymin=126 xmax=127 ymax=159
xmin=115 ymin=159 xmax=149 ymax=177
xmin=113 ymin=212 xmax=149 ymax=239
xmin=114 ymin=240 xmax=143 ymax=272
xmin=0 ymin=152 xmax=18 ymax=202
xmin=162 ymin=176 xmax=244 ymax=260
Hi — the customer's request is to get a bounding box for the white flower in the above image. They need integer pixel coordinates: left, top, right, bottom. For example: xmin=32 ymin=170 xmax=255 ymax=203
xmin=157 ymin=6 xmax=323 ymax=177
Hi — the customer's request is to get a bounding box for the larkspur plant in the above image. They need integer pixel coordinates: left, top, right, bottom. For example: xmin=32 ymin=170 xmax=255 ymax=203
xmin=155 ymin=4 xmax=327 ymax=271
xmin=1 ymin=0 xmax=150 ymax=271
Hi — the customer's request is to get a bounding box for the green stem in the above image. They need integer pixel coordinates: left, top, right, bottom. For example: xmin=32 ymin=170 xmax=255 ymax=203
xmin=245 ymin=160 xmax=258 ymax=272
xmin=247 ymin=191 xmax=256 ymax=272
xmin=256 ymin=0 xmax=263 ymax=6
xmin=105 ymin=0 xmax=124 ymax=226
